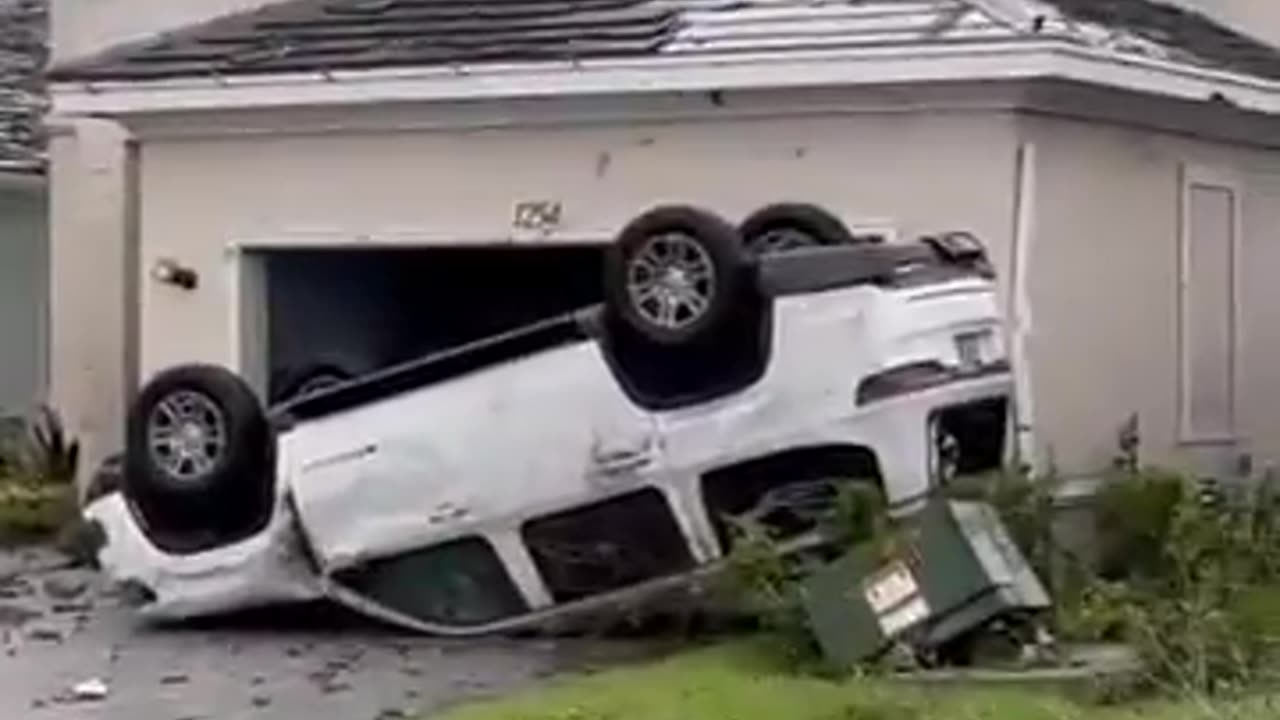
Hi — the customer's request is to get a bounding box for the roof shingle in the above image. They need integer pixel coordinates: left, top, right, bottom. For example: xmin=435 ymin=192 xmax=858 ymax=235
xmin=0 ymin=0 xmax=47 ymax=173
xmin=51 ymin=0 xmax=681 ymax=82
xmin=45 ymin=0 xmax=1280 ymax=89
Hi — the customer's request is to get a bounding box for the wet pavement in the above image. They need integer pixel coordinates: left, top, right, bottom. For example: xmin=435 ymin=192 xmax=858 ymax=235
xmin=0 ymin=547 xmax=660 ymax=720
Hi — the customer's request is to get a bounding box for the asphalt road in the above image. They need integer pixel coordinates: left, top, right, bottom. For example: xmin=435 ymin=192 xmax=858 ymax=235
xmin=0 ymin=547 xmax=657 ymax=720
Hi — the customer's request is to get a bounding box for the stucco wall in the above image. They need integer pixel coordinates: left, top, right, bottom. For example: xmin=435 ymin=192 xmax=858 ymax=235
xmin=0 ymin=178 xmax=48 ymax=414
xmin=48 ymin=119 xmax=133 ymax=479
xmin=1019 ymin=114 xmax=1280 ymax=476
xmin=133 ymin=109 xmax=1021 ymax=386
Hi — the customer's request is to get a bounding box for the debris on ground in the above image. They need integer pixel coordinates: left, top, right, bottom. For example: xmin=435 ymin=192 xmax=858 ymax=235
xmin=68 ymin=677 xmax=109 ymax=702
xmin=0 ymin=602 xmax=40 ymax=626
xmin=42 ymin=576 xmax=89 ymax=601
xmin=26 ymin=625 xmax=62 ymax=642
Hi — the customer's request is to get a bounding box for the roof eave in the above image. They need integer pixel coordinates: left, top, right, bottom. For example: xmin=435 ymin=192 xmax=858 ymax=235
xmin=48 ymin=40 xmax=1280 ymax=120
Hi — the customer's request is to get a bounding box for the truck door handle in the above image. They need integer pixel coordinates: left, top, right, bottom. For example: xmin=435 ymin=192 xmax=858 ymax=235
xmin=591 ymin=440 xmax=657 ymax=474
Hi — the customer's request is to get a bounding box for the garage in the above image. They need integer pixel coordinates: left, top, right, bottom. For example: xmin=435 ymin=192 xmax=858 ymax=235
xmin=244 ymin=245 xmax=605 ymax=404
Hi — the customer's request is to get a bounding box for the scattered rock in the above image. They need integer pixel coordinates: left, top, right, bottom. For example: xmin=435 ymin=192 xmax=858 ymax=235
xmin=376 ymin=709 xmax=407 ymax=720
xmin=161 ymin=673 xmax=189 ymax=686
xmin=71 ymin=677 xmax=109 ymax=702
xmin=400 ymin=664 xmax=423 ymax=678
xmin=0 ymin=585 xmax=31 ymax=600
xmin=251 ymin=695 xmax=272 ymax=708
xmin=0 ymin=602 xmax=41 ymax=626
xmin=285 ymin=646 xmax=303 ymax=658
xmin=26 ymin=626 xmax=62 ymax=642
xmin=321 ymin=680 xmax=352 ymax=695
xmin=30 ymin=698 xmax=46 ymax=709
xmin=42 ymin=576 xmax=88 ymax=601
xmin=52 ymin=601 xmax=93 ymax=614
xmin=251 ymin=675 xmax=265 ymax=686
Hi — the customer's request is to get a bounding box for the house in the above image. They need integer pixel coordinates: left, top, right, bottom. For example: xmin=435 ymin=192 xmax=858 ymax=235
xmin=44 ymin=0 xmax=1280 ymax=486
xmin=0 ymin=0 xmax=49 ymax=418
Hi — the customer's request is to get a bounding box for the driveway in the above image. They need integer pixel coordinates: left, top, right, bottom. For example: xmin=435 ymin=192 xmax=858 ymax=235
xmin=0 ymin=547 xmax=661 ymax=720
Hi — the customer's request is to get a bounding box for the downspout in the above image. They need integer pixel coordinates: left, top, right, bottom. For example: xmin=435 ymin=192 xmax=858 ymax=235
xmin=122 ymin=136 xmax=141 ymax=404
xmin=1008 ymin=141 xmax=1039 ymax=473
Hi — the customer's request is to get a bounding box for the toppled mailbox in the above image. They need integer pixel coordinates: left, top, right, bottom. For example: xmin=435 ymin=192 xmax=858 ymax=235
xmin=803 ymin=499 xmax=1051 ymax=669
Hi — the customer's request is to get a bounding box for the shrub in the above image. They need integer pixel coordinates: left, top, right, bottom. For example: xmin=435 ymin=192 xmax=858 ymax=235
xmin=717 ymin=483 xmax=891 ymax=669
xmin=1054 ymin=465 xmax=1280 ymax=696
xmin=14 ymin=406 xmax=80 ymax=488
xmin=0 ymin=407 xmax=83 ymax=547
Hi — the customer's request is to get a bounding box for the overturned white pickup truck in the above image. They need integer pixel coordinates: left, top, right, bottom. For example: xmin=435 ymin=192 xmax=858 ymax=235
xmin=86 ymin=204 xmax=1013 ymax=634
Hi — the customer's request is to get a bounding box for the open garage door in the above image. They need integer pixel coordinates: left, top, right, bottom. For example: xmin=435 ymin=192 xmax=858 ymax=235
xmin=246 ymin=246 xmax=604 ymax=404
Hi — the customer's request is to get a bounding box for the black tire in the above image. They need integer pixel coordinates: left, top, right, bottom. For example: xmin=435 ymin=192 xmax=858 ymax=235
xmin=604 ymin=205 xmax=750 ymax=346
xmin=739 ymin=202 xmax=859 ymax=255
xmin=125 ymin=364 xmax=273 ymax=540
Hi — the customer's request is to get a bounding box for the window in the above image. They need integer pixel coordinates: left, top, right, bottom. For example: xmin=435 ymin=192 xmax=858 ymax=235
xmin=1179 ymin=167 xmax=1240 ymax=443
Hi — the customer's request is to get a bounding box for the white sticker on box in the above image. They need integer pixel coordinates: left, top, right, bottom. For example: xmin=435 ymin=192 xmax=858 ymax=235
xmin=862 ymin=560 xmax=930 ymax=638
xmin=863 ymin=562 xmax=919 ymax=614
xmin=878 ymin=595 xmax=930 ymax=637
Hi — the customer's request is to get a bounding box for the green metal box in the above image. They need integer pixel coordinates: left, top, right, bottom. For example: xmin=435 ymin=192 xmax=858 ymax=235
xmin=802 ymin=499 xmax=1050 ymax=669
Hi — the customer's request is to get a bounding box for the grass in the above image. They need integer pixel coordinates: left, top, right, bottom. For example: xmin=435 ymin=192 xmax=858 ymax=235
xmin=430 ymin=640 xmax=1280 ymax=720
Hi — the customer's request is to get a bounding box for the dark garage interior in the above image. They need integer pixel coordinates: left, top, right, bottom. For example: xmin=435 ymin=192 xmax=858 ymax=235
xmin=263 ymin=245 xmax=605 ymax=403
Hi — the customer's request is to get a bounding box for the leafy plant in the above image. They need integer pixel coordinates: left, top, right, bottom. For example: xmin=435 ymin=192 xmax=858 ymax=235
xmin=15 ymin=406 xmax=80 ymax=488
xmin=0 ymin=407 xmax=83 ymax=547
xmin=717 ymin=482 xmax=892 ymax=668
xmin=1056 ymin=466 xmax=1280 ymax=697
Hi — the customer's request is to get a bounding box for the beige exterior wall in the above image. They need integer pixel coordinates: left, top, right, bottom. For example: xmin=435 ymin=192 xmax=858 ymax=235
xmin=61 ymin=85 xmax=1280 ymax=482
xmin=1019 ymin=115 xmax=1280 ymax=476
xmin=133 ymin=106 xmax=1020 ymax=378
xmin=48 ymin=119 xmax=135 ymax=484
xmin=51 ymin=0 xmax=274 ymax=62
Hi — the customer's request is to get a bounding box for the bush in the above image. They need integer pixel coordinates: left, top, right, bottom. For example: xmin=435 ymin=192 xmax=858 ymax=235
xmin=0 ymin=406 xmax=84 ymax=547
xmin=717 ymin=483 xmax=891 ymax=669
xmin=1050 ymin=465 xmax=1280 ymax=696
xmin=14 ymin=406 xmax=80 ymax=488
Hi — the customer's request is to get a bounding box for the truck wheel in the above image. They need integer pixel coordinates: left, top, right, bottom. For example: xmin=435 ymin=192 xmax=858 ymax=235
xmin=125 ymin=364 xmax=274 ymax=541
xmin=605 ymin=205 xmax=750 ymax=346
xmin=739 ymin=203 xmax=859 ymax=255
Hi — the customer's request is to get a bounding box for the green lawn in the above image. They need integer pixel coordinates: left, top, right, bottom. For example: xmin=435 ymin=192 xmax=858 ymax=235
xmin=432 ymin=640 xmax=1279 ymax=720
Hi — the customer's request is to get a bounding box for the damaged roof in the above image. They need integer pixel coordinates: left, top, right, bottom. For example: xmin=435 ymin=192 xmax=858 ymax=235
xmin=50 ymin=0 xmax=684 ymax=81
xmin=0 ymin=0 xmax=47 ymax=173
xmin=47 ymin=0 xmax=1280 ymax=88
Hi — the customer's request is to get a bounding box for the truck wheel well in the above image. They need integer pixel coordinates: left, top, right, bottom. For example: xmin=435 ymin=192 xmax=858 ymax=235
xmin=700 ymin=444 xmax=883 ymax=551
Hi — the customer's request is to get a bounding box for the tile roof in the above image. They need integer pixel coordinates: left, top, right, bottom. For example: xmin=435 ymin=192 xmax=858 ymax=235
xmin=51 ymin=0 xmax=682 ymax=81
xmin=46 ymin=0 xmax=1280 ymax=89
xmin=1037 ymin=0 xmax=1280 ymax=80
xmin=0 ymin=0 xmax=46 ymax=173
